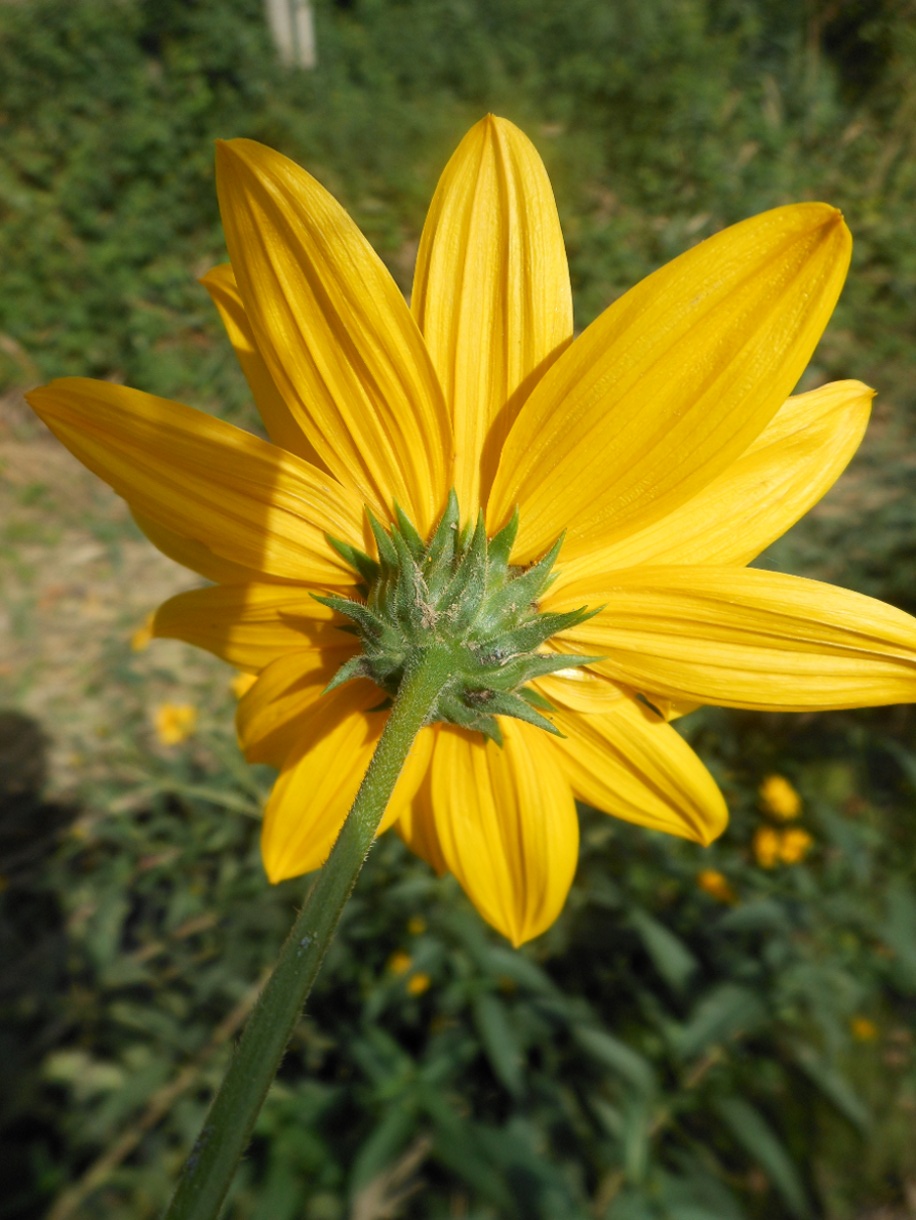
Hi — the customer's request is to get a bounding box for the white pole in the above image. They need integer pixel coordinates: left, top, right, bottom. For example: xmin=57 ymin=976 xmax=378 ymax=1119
xmin=264 ymin=0 xmax=317 ymax=70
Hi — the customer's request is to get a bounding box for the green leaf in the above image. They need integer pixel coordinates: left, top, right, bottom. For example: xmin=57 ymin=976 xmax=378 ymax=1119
xmin=671 ymin=984 xmax=765 ymax=1060
xmin=661 ymin=1209 xmax=737 ymax=1220
xmin=420 ymin=1089 xmax=512 ymax=1207
xmin=880 ymin=881 xmax=916 ymax=990
xmin=348 ymin=1103 xmax=416 ymax=1195
xmin=792 ymin=1044 xmax=871 ymax=1132
xmin=717 ymin=900 xmax=791 ymax=934
xmin=715 ymin=1096 xmax=811 ymax=1218
xmin=630 ymin=908 xmax=698 ymax=995
xmin=480 ymin=947 xmax=559 ymax=996
xmin=601 ymin=1191 xmax=658 ymax=1220
xmin=472 ymin=992 xmax=525 ymax=1097
xmin=590 ymin=1097 xmax=623 ymax=1137
xmin=573 ymin=1027 xmax=656 ymax=1095
xmin=621 ymin=1096 xmax=652 ymax=1184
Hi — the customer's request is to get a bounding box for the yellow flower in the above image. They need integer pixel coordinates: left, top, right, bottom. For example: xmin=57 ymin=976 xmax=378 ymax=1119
xmin=154 ymin=703 xmax=198 ymax=746
xmin=778 ymin=827 xmax=814 ymax=864
xmin=753 ymin=826 xmax=782 ymax=869
xmin=753 ymin=825 xmax=813 ymax=867
xmin=131 ymin=613 xmax=154 ymax=652
xmin=759 ymin=774 xmax=802 ymax=820
xmin=850 ymin=1016 xmax=878 ymax=1041
xmin=387 ymin=950 xmax=412 ymax=976
xmin=26 ymin=116 xmax=916 ymax=946
xmin=696 ymin=868 xmax=738 ymax=904
xmin=406 ymin=916 xmax=427 ymax=936
xmin=406 ymin=972 xmax=431 ymax=996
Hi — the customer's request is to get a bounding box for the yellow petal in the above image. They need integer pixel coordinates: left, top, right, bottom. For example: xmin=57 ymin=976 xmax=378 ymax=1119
xmin=200 ymin=263 xmax=327 ymax=468
xmin=396 ymin=732 xmax=448 ymax=875
xmin=260 ymin=685 xmax=432 ymax=880
xmin=550 ymin=698 xmax=727 ymax=844
xmin=382 ymin=724 xmax=438 ymax=829
xmin=153 ymin=583 xmax=355 ymax=672
xmin=131 ymin=509 xmax=278 ymax=585
xmin=430 ymin=721 xmax=578 ymax=945
xmin=551 ymin=567 xmax=916 ymax=711
xmin=489 ymin=204 xmax=851 ymax=561
xmin=412 ymin=115 xmax=573 ymax=512
xmin=216 ymin=138 xmax=453 ymax=534
xmin=553 ymin=380 xmax=873 ymax=585
xmin=533 ymin=664 xmax=627 ymax=712
xmin=237 ymin=652 xmax=368 ymax=766
xmin=651 ymin=697 xmax=701 ymax=723
xmin=26 ymin=378 xmax=363 ymax=585
xmin=260 ymin=685 xmax=381 ymax=879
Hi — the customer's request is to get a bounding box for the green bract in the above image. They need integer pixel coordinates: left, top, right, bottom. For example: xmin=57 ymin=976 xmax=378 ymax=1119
xmin=318 ymin=493 xmax=600 ymax=744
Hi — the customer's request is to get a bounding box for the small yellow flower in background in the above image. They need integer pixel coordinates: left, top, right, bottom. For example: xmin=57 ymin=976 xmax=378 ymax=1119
xmin=407 ymin=916 xmax=427 ymax=935
xmin=131 ymin=613 xmax=154 ymax=652
xmin=387 ymin=950 xmax=413 ymax=976
xmin=753 ymin=826 xmax=782 ymax=869
xmin=27 ymin=114 xmax=916 ymax=946
xmin=231 ymin=671 xmax=258 ymax=699
xmin=387 ymin=951 xmax=429 ymax=992
xmin=696 ymin=868 xmax=738 ymax=904
xmin=753 ymin=825 xmax=813 ymax=867
xmin=779 ymin=827 xmax=814 ymax=864
xmin=759 ymin=774 xmax=802 ymax=820
xmin=850 ymin=1016 xmax=878 ymax=1041
xmin=154 ymin=703 xmax=198 ymax=746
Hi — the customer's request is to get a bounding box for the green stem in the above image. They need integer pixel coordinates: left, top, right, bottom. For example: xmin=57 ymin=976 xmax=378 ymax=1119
xmin=164 ymin=646 xmax=455 ymax=1220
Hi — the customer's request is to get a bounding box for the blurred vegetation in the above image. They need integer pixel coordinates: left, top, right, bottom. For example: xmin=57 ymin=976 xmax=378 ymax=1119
xmin=2 ymin=0 xmax=916 ymax=1217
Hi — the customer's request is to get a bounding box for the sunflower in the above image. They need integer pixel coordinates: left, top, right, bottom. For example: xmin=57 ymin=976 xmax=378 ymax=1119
xmin=27 ymin=116 xmax=916 ymax=945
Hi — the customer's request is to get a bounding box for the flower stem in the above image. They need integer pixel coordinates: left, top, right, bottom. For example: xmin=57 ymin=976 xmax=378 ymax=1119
xmin=164 ymin=646 xmax=455 ymax=1220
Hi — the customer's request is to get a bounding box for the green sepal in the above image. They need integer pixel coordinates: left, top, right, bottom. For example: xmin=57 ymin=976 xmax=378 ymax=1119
xmin=367 ymin=509 xmax=399 ymax=569
xmin=440 ymin=512 xmax=489 ymax=629
xmin=312 ymin=593 xmax=387 ymax=642
xmin=482 ymin=690 xmax=564 ymax=737
xmin=393 ymin=503 xmax=426 ymax=560
xmin=487 ymin=507 xmax=519 ymax=571
xmin=484 ymin=605 xmax=595 ymax=658
xmin=390 ymin=525 xmax=429 ymax=624
xmin=484 ymin=651 xmax=604 ymax=689
xmin=437 ymin=688 xmax=503 ymax=745
xmin=481 ymin=533 xmax=564 ymax=629
xmin=423 ymin=490 xmax=460 ymax=578
xmin=476 ymin=717 xmax=503 ymax=747
xmin=325 ymin=535 xmax=380 ymax=585
xmin=323 ymin=654 xmax=370 ymax=694
xmin=325 ymin=495 xmax=599 ymax=745
xmin=518 ymin=686 xmax=555 ymax=712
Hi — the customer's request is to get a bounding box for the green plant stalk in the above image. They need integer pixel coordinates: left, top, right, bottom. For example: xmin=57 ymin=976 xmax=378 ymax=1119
xmin=164 ymin=645 xmax=456 ymax=1220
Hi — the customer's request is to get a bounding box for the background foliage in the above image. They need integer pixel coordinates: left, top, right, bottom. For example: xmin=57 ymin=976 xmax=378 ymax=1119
xmin=2 ymin=1 xmax=916 ymax=1217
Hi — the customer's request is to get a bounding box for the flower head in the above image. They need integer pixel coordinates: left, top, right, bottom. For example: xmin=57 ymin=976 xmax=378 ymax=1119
xmin=154 ymin=703 xmax=198 ymax=746
xmin=753 ymin=826 xmax=782 ymax=869
xmin=753 ymin=825 xmax=813 ymax=868
xmin=696 ymin=869 xmax=738 ymax=904
xmin=779 ymin=827 xmax=814 ymax=864
xmin=27 ymin=116 xmax=916 ymax=945
xmin=131 ymin=613 xmax=155 ymax=652
xmin=850 ymin=1016 xmax=878 ymax=1041
xmin=759 ymin=774 xmax=802 ymax=820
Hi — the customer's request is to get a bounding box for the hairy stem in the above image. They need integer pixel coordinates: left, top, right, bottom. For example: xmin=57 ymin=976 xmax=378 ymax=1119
xmin=164 ymin=646 xmax=454 ymax=1220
